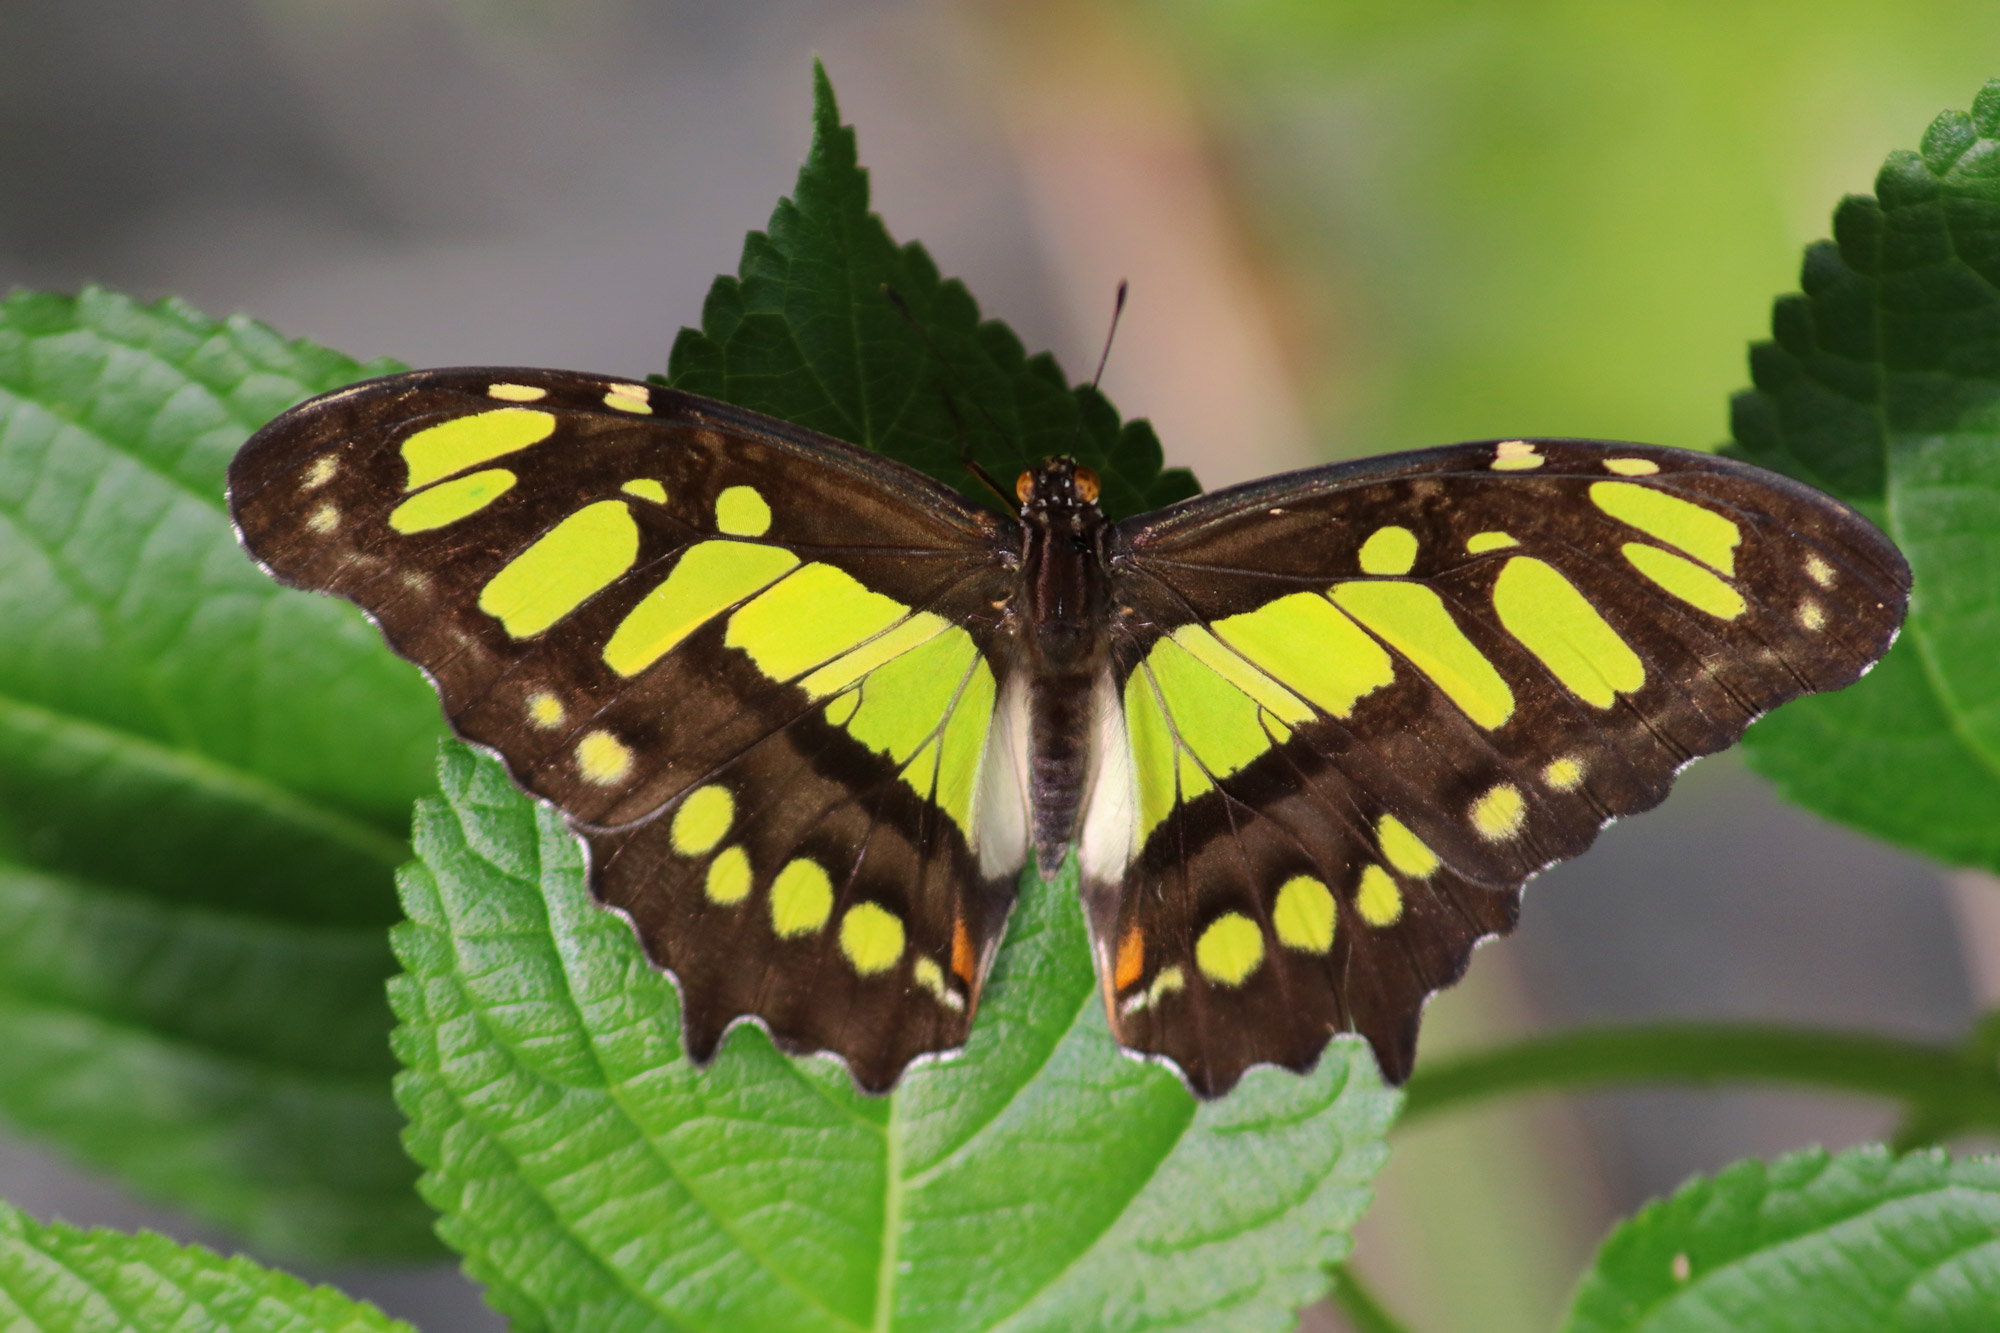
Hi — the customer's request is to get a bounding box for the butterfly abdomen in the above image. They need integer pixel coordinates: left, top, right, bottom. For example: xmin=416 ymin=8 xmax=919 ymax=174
xmin=1018 ymin=460 xmax=1116 ymax=876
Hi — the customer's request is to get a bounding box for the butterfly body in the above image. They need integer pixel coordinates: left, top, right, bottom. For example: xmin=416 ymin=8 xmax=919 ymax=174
xmin=229 ymin=368 xmax=1909 ymax=1097
xmin=1009 ymin=458 xmax=1117 ymax=876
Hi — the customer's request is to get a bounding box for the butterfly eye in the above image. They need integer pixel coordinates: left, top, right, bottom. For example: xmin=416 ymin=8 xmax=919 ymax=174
xmin=1073 ymin=467 xmax=1100 ymax=503
xmin=1016 ymin=470 xmax=1035 ymax=503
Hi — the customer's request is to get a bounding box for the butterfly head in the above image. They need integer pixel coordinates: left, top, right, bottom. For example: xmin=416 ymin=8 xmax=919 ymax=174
xmin=1015 ymin=458 xmax=1102 ymax=523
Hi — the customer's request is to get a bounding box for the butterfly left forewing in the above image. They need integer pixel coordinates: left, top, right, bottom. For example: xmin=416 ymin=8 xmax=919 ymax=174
xmin=1090 ymin=439 xmax=1908 ymax=1094
xmin=230 ymin=368 xmax=1027 ymax=1090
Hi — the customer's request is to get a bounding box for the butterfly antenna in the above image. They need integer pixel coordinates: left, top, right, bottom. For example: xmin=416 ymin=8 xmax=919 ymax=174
xmin=883 ymin=283 xmax=1017 ymax=510
xmin=1059 ymin=279 xmax=1128 ymax=463
xmin=1091 ymin=280 xmax=1129 ymax=392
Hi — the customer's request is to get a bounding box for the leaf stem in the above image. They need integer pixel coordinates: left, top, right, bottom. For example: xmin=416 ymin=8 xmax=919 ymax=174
xmin=1325 ymin=1263 xmax=1419 ymax=1333
xmin=1398 ymin=1023 xmax=2000 ymax=1130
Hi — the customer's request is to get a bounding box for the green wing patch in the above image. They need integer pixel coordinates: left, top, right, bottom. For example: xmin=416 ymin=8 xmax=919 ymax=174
xmin=1092 ymin=439 xmax=1907 ymax=1093
xmin=230 ymin=368 xmax=1022 ymax=1090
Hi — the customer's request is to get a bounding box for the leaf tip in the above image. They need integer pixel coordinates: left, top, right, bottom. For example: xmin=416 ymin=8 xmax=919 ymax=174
xmin=810 ymin=56 xmax=843 ymax=147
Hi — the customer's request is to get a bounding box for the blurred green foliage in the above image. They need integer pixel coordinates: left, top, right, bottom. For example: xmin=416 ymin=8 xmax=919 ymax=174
xmin=1158 ymin=0 xmax=2000 ymax=458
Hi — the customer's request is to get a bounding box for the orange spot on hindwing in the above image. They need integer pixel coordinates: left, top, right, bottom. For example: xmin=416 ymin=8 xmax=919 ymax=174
xmin=951 ymin=915 xmax=976 ymax=986
xmin=1115 ymin=925 xmax=1145 ymax=991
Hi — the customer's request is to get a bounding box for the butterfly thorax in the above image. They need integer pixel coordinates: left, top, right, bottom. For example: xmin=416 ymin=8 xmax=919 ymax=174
xmin=1013 ymin=459 xmax=1113 ymax=875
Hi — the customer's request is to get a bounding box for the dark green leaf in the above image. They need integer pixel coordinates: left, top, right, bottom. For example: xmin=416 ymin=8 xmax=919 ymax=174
xmin=0 ymin=288 xmax=446 ymax=1258
xmin=1728 ymin=79 xmax=2000 ymax=869
xmin=667 ymin=61 xmax=1199 ymax=521
xmin=392 ymin=743 xmax=1395 ymax=1333
xmin=0 ymin=1199 xmax=412 ymax=1332
xmin=1564 ymin=1145 xmax=2000 ymax=1333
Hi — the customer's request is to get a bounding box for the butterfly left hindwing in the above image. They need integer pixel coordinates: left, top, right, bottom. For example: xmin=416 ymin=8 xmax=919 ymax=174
xmin=1083 ymin=438 xmax=1908 ymax=1093
xmin=229 ymin=368 xmax=1028 ymax=1090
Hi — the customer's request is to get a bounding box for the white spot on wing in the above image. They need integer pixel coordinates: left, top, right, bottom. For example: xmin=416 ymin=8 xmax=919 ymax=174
xmin=974 ymin=670 xmax=1032 ymax=880
xmin=1078 ymin=669 xmax=1138 ymax=886
xmin=1490 ymin=440 xmax=1544 ymax=471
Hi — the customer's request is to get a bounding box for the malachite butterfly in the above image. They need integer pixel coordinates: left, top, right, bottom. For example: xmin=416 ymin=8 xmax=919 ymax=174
xmin=229 ymin=369 xmax=1907 ymax=1095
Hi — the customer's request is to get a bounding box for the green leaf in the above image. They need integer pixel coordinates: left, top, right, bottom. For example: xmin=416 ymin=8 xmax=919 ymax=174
xmin=667 ymin=61 xmax=1199 ymax=522
xmin=392 ymin=743 xmax=1395 ymax=1333
xmin=0 ymin=288 xmax=447 ymax=1258
xmin=1728 ymin=79 xmax=2000 ymax=870
xmin=1564 ymin=1145 xmax=2000 ymax=1333
xmin=0 ymin=1198 xmax=411 ymax=1332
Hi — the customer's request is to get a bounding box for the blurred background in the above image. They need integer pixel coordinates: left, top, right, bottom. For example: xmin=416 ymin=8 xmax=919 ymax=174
xmin=2 ymin=2 xmax=1997 ymax=1329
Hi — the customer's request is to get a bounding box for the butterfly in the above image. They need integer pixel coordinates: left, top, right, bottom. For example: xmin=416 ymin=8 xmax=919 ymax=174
xmin=227 ymin=368 xmax=1909 ymax=1096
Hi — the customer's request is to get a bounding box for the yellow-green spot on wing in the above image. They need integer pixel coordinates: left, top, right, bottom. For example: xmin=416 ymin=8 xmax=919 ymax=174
xmin=1124 ymin=666 xmax=1182 ymax=842
xmin=670 ymin=785 xmax=734 ymax=856
xmin=389 ymin=467 xmax=518 ymax=534
xmin=825 ymin=691 xmax=862 ymax=726
xmin=479 ymin=500 xmax=640 ymax=638
xmin=1621 ymin=543 xmax=1747 ymax=620
xmin=1210 ymin=593 xmax=1394 ymax=720
xmin=715 ymin=485 xmax=773 ymax=537
xmin=914 ymin=956 xmax=963 ymax=1010
xmin=1491 ymin=556 xmax=1645 ymax=709
xmin=1273 ymin=876 xmax=1336 ymax=953
xmin=604 ymin=540 xmax=800 ymax=677
xmin=621 ymin=478 xmax=667 ymax=503
xmin=1490 ymin=440 xmax=1543 ymax=471
xmin=837 ymin=628 xmax=992 ymax=830
xmin=705 ymin=846 xmax=752 ymax=905
xmin=1466 ymin=531 xmax=1518 ymax=554
xmin=1377 ymin=815 xmax=1439 ymax=878
xmin=1590 ymin=481 xmax=1740 ymax=575
xmin=576 ymin=730 xmax=633 ymax=786
xmin=487 ymin=382 xmax=546 ymax=402
xmin=1145 ymin=634 xmax=1276 ymax=797
xmin=1603 ymin=458 xmax=1660 ymax=476
xmin=1331 ymin=581 xmax=1514 ymax=729
xmin=728 ymin=562 xmax=907 ymax=682
xmin=1195 ymin=913 xmax=1265 ymax=986
xmin=770 ymin=859 xmax=833 ymax=937
xmin=527 ymin=692 xmax=565 ymax=729
xmin=1543 ymin=756 xmax=1584 ymax=791
xmin=839 ymin=903 xmax=906 ymax=975
xmin=1355 ymin=865 xmax=1403 ymax=927
xmin=1168 ymin=625 xmax=1312 ymax=724
xmin=801 ymin=613 xmax=951 ymax=697
xmin=934 ymin=656 xmax=996 ymax=832
xmin=1358 ymin=526 xmax=1418 ymax=575
xmin=1124 ymin=964 xmax=1188 ymax=1017
xmin=1471 ymin=783 xmax=1526 ymax=841
xmin=402 ymin=408 xmax=555 ymax=490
